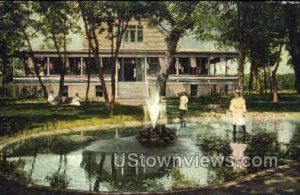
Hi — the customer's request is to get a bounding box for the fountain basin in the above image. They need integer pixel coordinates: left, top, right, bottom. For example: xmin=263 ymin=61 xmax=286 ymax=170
xmin=136 ymin=125 xmax=177 ymax=146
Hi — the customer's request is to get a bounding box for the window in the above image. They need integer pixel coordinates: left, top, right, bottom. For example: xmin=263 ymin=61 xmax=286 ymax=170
xmin=124 ymin=25 xmax=143 ymax=42
xmin=147 ymin=58 xmax=160 ymax=75
xmin=95 ymin=85 xmax=103 ymax=97
xmin=191 ymin=85 xmax=198 ymax=97
xmin=68 ymin=57 xmax=81 ymax=75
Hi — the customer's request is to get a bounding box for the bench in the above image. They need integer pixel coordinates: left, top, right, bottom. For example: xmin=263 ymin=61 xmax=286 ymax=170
xmin=48 ymin=97 xmax=76 ymax=110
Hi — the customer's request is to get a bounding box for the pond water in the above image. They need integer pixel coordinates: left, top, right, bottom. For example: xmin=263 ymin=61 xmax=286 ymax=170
xmin=0 ymin=118 xmax=299 ymax=192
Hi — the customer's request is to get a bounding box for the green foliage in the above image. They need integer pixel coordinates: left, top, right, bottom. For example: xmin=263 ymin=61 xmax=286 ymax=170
xmin=211 ymin=166 xmax=246 ymax=184
xmin=244 ymin=73 xmax=296 ymax=91
xmin=45 ymin=171 xmax=70 ymax=189
xmin=244 ymin=131 xmax=280 ymax=172
xmin=33 ymin=1 xmax=80 ymax=46
xmin=169 ymin=168 xmax=197 ymax=189
xmin=0 ymin=159 xmax=32 ymax=183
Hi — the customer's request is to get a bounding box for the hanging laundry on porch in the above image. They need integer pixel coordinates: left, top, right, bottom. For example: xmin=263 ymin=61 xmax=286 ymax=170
xmin=220 ymin=57 xmax=226 ymax=69
xmin=190 ymin=57 xmax=197 ymax=68
xmin=117 ymin=60 xmax=121 ymax=70
xmin=190 ymin=57 xmax=197 ymax=74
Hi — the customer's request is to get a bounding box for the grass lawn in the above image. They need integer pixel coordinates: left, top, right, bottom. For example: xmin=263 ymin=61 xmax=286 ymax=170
xmin=166 ymin=93 xmax=300 ymax=119
xmin=0 ymin=99 xmax=143 ymax=136
xmin=0 ymin=92 xmax=299 ymax=137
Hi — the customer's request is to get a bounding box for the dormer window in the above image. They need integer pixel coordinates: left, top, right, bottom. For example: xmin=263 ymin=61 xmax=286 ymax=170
xmin=124 ymin=25 xmax=143 ymax=42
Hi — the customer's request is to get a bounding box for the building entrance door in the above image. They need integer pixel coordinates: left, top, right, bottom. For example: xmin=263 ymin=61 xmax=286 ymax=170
xmin=120 ymin=58 xmax=145 ymax=82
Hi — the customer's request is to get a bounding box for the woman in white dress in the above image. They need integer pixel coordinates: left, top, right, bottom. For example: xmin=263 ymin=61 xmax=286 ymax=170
xmin=48 ymin=91 xmax=58 ymax=106
xmin=229 ymin=90 xmax=247 ymax=143
xmin=179 ymin=92 xmax=188 ymax=127
xmin=71 ymin=93 xmax=81 ymax=106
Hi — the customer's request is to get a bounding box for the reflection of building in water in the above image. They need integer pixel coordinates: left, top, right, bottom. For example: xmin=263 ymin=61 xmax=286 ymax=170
xmin=8 ymin=19 xmax=239 ymax=102
xmin=80 ymin=151 xmax=173 ymax=191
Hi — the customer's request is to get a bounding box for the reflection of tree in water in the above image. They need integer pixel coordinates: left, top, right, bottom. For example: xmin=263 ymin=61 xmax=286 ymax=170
xmin=197 ymin=130 xmax=240 ymax=184
xmin=244 ymin=131 xmax=280 ymax=172
xmin=45 ymin=154 xmax=70 ymax=189
xmin=80 ymin=151 xmax=172 ymax=192
xmin=286 ymin=124 xmax=300 ymax=161
xmin=0 ymin=152 xmax=32 ymax=183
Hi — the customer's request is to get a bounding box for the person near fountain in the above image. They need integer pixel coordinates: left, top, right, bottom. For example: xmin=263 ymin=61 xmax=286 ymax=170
xmin=179 ymin=92 xmax=188 ymax=127
xmin=229 ymin=89 xmax=247 ymax=143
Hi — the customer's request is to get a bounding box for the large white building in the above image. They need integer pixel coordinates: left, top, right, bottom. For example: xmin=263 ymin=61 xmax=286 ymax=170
xmin=9 ymin=19 xmax=239 ymax=103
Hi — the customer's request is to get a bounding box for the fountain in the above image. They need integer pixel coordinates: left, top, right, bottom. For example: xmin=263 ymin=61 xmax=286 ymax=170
xmin=136 ymin=91 xmax=177 ymax=146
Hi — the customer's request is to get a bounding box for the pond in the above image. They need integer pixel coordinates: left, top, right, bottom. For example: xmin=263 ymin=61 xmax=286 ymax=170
xmin=0 ymin=118 xmax=299 ymax=193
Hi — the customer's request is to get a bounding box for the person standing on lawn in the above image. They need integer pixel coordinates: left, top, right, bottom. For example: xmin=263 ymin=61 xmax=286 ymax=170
xmin=179 ymin=92 xmax=188 ymax=127
xmin=229 ymin=89 xmax=247 ymax=143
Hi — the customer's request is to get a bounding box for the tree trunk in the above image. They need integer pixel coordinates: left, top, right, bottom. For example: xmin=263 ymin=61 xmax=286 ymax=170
xmin=253 ymin=67 xmax=262 ymax=94
xmin=263 ymin=65 xmax=267 ymax=94
xmin=85 ymin=38 xmax=91 ymax=103
xmin=158 ymin=29 xmax=182 ymax=96
xmin=268 ymin=66 xmax=273 ymax=95
xmin=272 ymin=44 xmax=283 ymax=103
xmin=50 ymin=32 xmax=65 ymax=97
xmin=110 ymin=23 xmax=115 ymax=116
xmin=92 ymin=28 xmax=111 ymax=115
xmin=237 ymin=51 xmax=245 ymax=95
xmin=237 ymin=2 xmax=246 ymax=96
xmin=110 ymin=19 xmax=129 ymax=116
xmin=284 ymin=4 xmax=300 ymax=93
xmin=79 ymin=3 xmax=112 ymax=114
xmin=23 ymin=30 xmax=48 ymax=98
xmin=1 ymin=58 xmax=8 ymax=99
xmin=248 ymin=63 xmax=254 ymax=94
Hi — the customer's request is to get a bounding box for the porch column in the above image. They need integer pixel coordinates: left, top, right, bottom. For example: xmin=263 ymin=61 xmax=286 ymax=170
xmin=80 ymin=57 xmax=84 ymax=76
xmin=47 ymin=57 xmax=50 ymax=76
xmin=225 ymin=59 xmax=228 ymax=76
xmin=144 ymin=57 xmax=148 ymax=81
xmin=208 ymin=57 xmax=211 ymax=76
xmin=176 ymin=58 xmax=179 ymax=75
xmin=145 ymin=57 xmax=149 ymax=97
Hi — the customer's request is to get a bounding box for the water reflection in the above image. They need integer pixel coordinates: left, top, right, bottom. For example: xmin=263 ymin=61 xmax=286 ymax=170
xmin=0 ymin=119 xmax=299 ymax=192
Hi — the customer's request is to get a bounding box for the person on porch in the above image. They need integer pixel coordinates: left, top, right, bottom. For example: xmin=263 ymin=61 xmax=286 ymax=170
xmin=229 ymin=89 xmax=247 ymax=143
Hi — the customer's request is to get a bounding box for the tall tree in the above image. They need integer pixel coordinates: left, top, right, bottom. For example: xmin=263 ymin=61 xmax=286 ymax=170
xmin=79 ymin=1 xmax=151 ymax=115
xmin=79 ymin=1 xmax=113 ymax=115
xmin=149 ymin=1 xmax=199 ymax=96
xmin=0 ymin=2 xmax=25 ymax=101
xmin=34 ymin=1 xmax=80 ymax=97
xmin=194 ymin=2 xmax=251 ymax=95
xmin=242 ymin=3 xmax=286 ymax=101
xmin=19 ymin=2 xmax=49 ymax=98
xmin=284 ymin=2 xmax=300 ymax=93
xmin=104 ymin=1 xmax=151 ymax=111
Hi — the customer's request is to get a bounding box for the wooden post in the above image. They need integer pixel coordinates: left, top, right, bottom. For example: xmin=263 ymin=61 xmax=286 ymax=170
xmin=116 ymin=58 xmax=119 ymax=98
xmin=80 ymin=57 xmax=84 ymax=76
xmin=145 ymin=57 xmax=149 ymax=97
xmin=47 ymin=57 xmax=50 ymax=76
xmin=176 ymin=58 xmax=179 ymax=76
